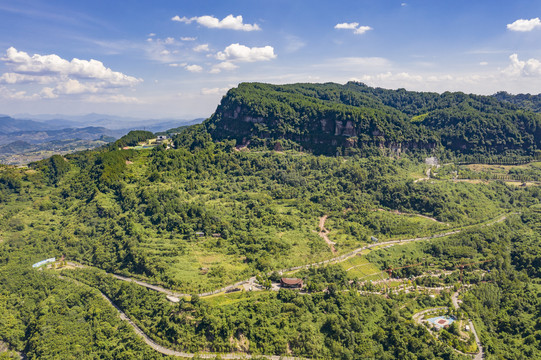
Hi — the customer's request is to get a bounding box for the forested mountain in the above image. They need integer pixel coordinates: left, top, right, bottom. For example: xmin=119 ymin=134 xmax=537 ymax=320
xmin=2 ymin=84 xmax=541 ymax=359
xmin=205 ymin=82 xmax=541 ymax=156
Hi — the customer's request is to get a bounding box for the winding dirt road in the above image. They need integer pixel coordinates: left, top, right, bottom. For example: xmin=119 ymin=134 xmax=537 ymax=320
xmin=318 ymin=215 xmax=336 ymax=253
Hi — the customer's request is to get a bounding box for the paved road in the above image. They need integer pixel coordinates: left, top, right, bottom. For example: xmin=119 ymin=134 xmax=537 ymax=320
xmin=110 ymin=273 xmax=256 ymax=298
xmin=71 ymin=213 xmax=510 ymax=300
xmin=105 ymin=230 xmax=462 ymax=298
xmin=469 ymin=319 xmax=484 ymax=360
xmin=58 ymin=274 xmax=304 ymax=360
xmin=102 ymin=290 xmax=305 ymax=359
xmin=56 ymin=211 xmax=511 ymax=360
xmin=412 ymin=306 xmax=448 ymax=323
xmin=58 ymin=211 xmax=509 ymax=359
xmin=112 ymin=273 xmax=191 ymax=297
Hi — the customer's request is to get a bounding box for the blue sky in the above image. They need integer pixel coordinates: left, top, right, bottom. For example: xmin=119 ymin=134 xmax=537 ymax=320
xmin=1 ymin=0 xmax=541 ymax=119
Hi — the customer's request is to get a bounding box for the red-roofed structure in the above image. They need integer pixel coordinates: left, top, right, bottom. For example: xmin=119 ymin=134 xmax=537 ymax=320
xmin=280 ymin=278 xmax=303 ymax=288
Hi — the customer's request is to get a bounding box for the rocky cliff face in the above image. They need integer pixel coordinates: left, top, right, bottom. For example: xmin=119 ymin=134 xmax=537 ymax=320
xmin=208 ymin=99 xmax=435 ymax=155
xmin=204 ymin=83 xmax=440 ymax=155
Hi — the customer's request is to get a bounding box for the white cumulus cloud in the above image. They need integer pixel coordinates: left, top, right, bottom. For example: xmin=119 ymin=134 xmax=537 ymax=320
xmin=85 ymin=94 xmax=140 ymax=103
xmin=507 ymin=18 xmax=541 ymax=32
xmin=209 ymin=61 xmax=238 ymax=74
xmin=193 ymin=44 xmax=210 ymax=52
xmin=200 ymin=87 xmax=230 ymax=95
xmin=181 ymin=37 xmax=196 ymax=41
xmin=2 ymin=47 xmax=141 ymax=86
xmin=56 ymin=79 xmax=102 ymax=95
xmin=0 ymin=47 xmax=142 ymax=101
xmin=354 ymin=26 xmax=373 ymax=35
xmin=503 ymin=54 xmax=541 ymax=77
xmin=0 ymin=86 xmax=39 ymax=100
xmin=172 ymin=14 xmax=260 ymax=31
xmin=0 ymin=72 xmax=53 ymax=84
xmin=356 ymin=72 xmax=424 ymax=83
xmin=335 ymin=22 xmax=359 ymax=30
xmin=185 ymin=64 xmax=203 ymax=73
xmin=40 ymin=87 xmax=57 ymax=99
xmin=335 ymin=22 xmax=372 ymax=35
xmin=215 ymin=43 xmax=276 ymax=62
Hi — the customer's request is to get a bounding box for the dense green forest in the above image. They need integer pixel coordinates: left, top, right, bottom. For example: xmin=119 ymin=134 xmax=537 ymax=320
xmin=0 ymin=262 xmax=168 ymax=359
xmin=1 ymin=82 xmax=541 ymax=359
xmin=493 ymin=91 xmax=541 ymax=113
xmin=206 ymin=82 xmax=541 ymax=157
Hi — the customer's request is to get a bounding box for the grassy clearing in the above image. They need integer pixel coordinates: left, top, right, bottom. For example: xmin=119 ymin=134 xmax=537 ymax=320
xmin=126 ymin=190 xmax=331 ymax=291
xmin=466 ymin=162 xmax=541 ymax=172
xmin=339 ymin=255 xmax=383 ymax=280
xmin=201 ymin=289 xmax=260 ymax=307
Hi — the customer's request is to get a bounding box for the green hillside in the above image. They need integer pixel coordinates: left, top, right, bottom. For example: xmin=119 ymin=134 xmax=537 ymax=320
xmin=1 ymin=85 xmax=541 ymax=359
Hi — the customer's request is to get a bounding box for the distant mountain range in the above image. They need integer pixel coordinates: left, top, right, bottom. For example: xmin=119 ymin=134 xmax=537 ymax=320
xmin=0 ymin=114 xmax=204 ymax=165
xmin=9 ymin=113 xmax=204 ymax=131
xmin=0 ymin=115 xmax=203 ymax=143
